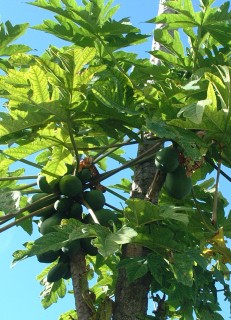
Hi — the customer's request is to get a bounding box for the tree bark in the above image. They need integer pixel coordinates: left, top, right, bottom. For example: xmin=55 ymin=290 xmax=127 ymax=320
xmin=70 ymin=251 xmax=94 ymax=320
xmin=113 ymin=135 xmax=165 ymax=320
xmin=113 ymin=1 xmax=173 ymax=319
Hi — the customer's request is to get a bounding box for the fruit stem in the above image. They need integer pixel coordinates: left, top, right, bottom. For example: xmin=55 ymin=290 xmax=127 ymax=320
xmin=0 ymin=203 xmax=56 ymax=233
xmin=104 ymin=187 xmax=127 ymax=202
xmin=0 ymin=193 xmax=59 ymax=223
xmin=0 ymin=175 xmax=37 ymax=181
xmin=212 ymin=159 xmax=222 ymax=225
xmin=0 ymin=150 xmax=59 ymax=177
xmin=66 ymin=117 xmax=80 ymax=175
xmin=81 ymin=199 xmax=100 ymax=224
xmin=87 ymin=141 xmax=163 ymax=186
xmin=93 ymin=133 xmax=141 ymax=165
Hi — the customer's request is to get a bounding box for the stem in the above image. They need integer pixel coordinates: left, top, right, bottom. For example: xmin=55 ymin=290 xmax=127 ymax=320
xmin=88 ymin=141 xmax=163 ymax=186
xmin=0 ymin=175 xmax=37 ymax=181
xmin=212 ymin=159 xmax=222 ymax=225
xmin=81 ymin=199 xmax=100 ymax=224
xmin=66 ymin=118 xmax=80 ymax=174
xmin=0 ymin=193 xmax=59 ymax=222
xmin=205 ymin=156 xmax=231 ymax=183
xmin=0 ymin=203 xmax=56 ymax=233
xmin=0 ymin=150 xmax=59 ymax=178
xmin=93 ymin=134 xmax=139 ymax=165
xmin=105 ymin=203 xmax=123 ymax=214
xmin=104 ymin=187 xmax=127 ymax=202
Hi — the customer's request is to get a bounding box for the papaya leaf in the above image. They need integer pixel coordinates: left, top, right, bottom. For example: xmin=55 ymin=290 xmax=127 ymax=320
xmin=0 ymin=191 xmax=21 ymax=214
xmin=169 ymin=252 xmax=194 ymax=287
xmin=29 ymin=65 xmax=50 ymax=103
xmin=109 ymin=178 xmax=131 ymax=194
xmin=29 ymin=231 xmax=70 ymax=256
xmin=42 ymin=146 xmax=73 ymax=181
xmin=118 ymin=257 xmax=149 ymax=283
xmin=41 ymin=278 xmax=66 ymax=309
xmin=125 ymin=199 xmax=190 ymax=227
xmin=177 ymin=99 xmax=212 ymax=124
xmin=133 ymin=225 xmax=177 ymax=252
xmin=58 ymin=310 xmax=78 ymax=320
xmin=12 ymin=241 xmax=34 ymax=267
xmin=0 ymin=21 xmax=30 ymax=53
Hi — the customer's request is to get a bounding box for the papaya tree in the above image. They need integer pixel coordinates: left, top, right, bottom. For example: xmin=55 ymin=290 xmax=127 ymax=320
xmin=0 ymin=0 xmax=231 ymax=319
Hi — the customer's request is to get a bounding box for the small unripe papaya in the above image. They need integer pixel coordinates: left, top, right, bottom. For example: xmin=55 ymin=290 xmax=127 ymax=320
xmin=47 ymin=261 xmax=70 ymax=283
xmin=80 ymin=238 xmax=98 ymax=256
xmin=39 ymin=213 xmax=63 ymax=235
xmin=155 ymin=146 xmax=179 ymax=173
xmin=77 ymin=168 xmax=92 ymax=183
xmin=37 ymin=175 xmax=53 ymax=194
xmin=36 ymin=250 xmax=61 ymax=263
xmin=83 ymin=190 xmax=105 ymax=211
xmin=85 ymin=209 xmax=118 ymax=228
xmin=59 ymin=175 xmax=82 ymax=198
xmin=165 ymin=165 xmax=192 ymax=199
xmin=68 ymin=202 xmax=83 ymax=220
xmin=54 ymin=197 xmax=73 ymax=214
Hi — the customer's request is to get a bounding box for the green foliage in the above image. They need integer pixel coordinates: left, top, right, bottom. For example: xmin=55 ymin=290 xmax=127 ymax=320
xmin=0 ymin=0 xmax=231 ymax=319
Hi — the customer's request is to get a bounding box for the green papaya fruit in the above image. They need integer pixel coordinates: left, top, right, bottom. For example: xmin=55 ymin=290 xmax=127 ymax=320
xmin=65 ymin=163 xmax=75 ymax=175
xmin=83 ymin=190 xmax=106 ymax=211
xmin=85 ymin=208 xmax=119 ymax=228
xmin=27 ymin=193 xmax=56 ymax=217
xmin=77 ymin=168 xmax=92 ymax=183
xmin=59 ymin=175 xmax=83 ymax=198
xmin=37 ymin=175 xmax=53 ymax=194
xmin=165 ymin=165 xmax=192 ymax=199
xmin=47 ymin=261 xmax=70 ymax=283
xmin=36 ymin=250 xmax=61 ymax=263
xmin=68 ymin=202 xmax=83 ymax=220
xmin=54 ymin=197 xmax=73 ymax=214
xmin=155 ymin=146 xmax=179 ymax=173
xmin=65 ymin=239 xmax=81 ymax=255
xmin=80 ymin=238 xmax=98 ymax=256
xmin=62 ymin=266 xmax=72 ymax=280
xmin=39 ymin=213 xmax=63 ymax=235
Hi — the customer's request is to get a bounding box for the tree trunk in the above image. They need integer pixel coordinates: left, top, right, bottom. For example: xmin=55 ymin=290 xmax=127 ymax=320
xmin=113 ymin=135 xmax=165 ymax=320
xmin=113 ymin=1 xmax=173 ymax=319
xmin=70 ymin=251 xmax=94 ymax=320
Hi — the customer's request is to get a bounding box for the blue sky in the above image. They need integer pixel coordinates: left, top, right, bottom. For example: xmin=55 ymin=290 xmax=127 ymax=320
xmin=0 ymin=1 xmax=231 ymax=319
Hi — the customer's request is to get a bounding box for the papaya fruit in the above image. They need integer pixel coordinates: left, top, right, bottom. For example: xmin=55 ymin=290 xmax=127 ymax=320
xmin=77 ymin=168 xmax=92 ymax=183
xmin=83 ymin=190 xmax=105 ymax=211
xmin=54 ymin=197 xmax=73 ymax=214
xmin=59 ymin=175 xmax=82 ymax=198
xmin=85 ymin=208 xmax=119 ymax=228
xmin=39 ymin=213 xmax=63 ymax=235
xmin=155 ymin=146 xmax=179 ymax=173
xmin=68 ymin=202 xmax=83 ymax=220
xmin=165 ymin=165 xmax=192 ymax=199
xmin=65 ymin=239 xmax=81 ymax=255
xmin=27 ymin=193 xmax=56 ymax=217
xmin=37 ymin=175 xmax=53 ymax=194
xmin=65 ymin=163 xmax=75 ymax=175
xmin=47 ymin=261 xmax=70 ymax=283
xmin=36 ymin=250 xmax=61 ymax=263
xmin=80 ymin=238 xmax=98 ymax=256
xmin=62 ymin=266 xmax=72 ymax=280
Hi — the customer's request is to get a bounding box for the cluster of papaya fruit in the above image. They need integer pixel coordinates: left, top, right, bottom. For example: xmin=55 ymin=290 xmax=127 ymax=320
xmin=155 ymin=146 xmax=192 ymax=199
xmin=27 ymin=165 xmax=118 ymax=282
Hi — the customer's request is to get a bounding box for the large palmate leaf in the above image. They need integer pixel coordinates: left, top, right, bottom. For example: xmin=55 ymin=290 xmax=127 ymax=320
xmin=0 ymin=21 xmax=31 ymax=57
